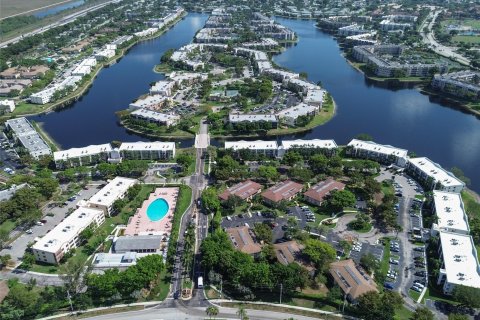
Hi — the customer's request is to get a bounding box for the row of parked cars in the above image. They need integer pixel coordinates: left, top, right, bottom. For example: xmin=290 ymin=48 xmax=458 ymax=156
xmin=301 ymin=206 xmax=316 ymax=222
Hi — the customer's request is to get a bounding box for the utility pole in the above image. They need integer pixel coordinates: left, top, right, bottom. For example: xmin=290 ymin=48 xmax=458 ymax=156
xmin=67 ymin=290 xmax=74 ymax=313
xmin=279 ymin=283 xmax=283 ymax=304
xmin=220 ymin=277 xmax=223 ymax=299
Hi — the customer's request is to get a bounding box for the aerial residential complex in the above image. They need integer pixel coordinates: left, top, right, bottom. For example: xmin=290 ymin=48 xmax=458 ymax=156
xmin=437 ymin=231 xmax=480 ymax=295
xmin=431 ymin=71 xmax=480 ymax=100
xmin=304 ymin=178 xmax=346 ymax=206
xmin=219 ymin=180 xmax=263 ymax=201
xmin=352 ymin=45 xmax=447 ymax=78
xmin=86 ymin=177 xmax=138 ymax=216
xmin=261 ymin=180 xmax=304 ymax=204
xmin=406 ymin=157 xmax=465 ymax=193
xmin=53 ymin=141 xmax=175 ymax=168
xmin=347 ymin=139 xmax=408 ymax=167
xmin=32 ymin=207 xmax=106 ymax=264
xmin=4 ymin=117 xmax=52 ymax=159
xmin=431 ymin=191 xmax=469 ymax=235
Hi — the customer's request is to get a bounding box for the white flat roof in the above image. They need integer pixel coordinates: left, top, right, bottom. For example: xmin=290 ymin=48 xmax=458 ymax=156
xmin=131 ymin=109 xmax=180 ymax=122
xmin=119 ymin=141 xmax=175 ymax=152
xmin=33 ymin=207 xmax=104 ymax=254
xmin=434 ymin=191 xmax=469 ymax=233
xmin=408 ymin=157 xmax=465 ymax=188
xmin=150 ymin=80 xmax=175 ymax=93
xmin=281 ymin=139 xmax=338 ymax=150
xmin=225 ymin=140 xmax=278 ymax=151
xmin=288 ymin=78 xmax=317 ymax=90
xmin=129 ymin=95 xmax=170 ymax=108
xmin=87 ymin=177 xmax=137 ymax=208
xmin=54 ymin=144 xmax=112 ymax=161
xmin=257 ymin=61 xmax=273 ymax=71
xmin=305 ymin=88 xmax=325 ymax=104
xmin=229 ymin=113 xmax=277 ymax=122
xmin=348 ymin=139 xmax=408 ymax=158
xmin=277 ymin=103 xmax=318 ymax=118
xmin=439 ymin=231 xmax=480 ymax=288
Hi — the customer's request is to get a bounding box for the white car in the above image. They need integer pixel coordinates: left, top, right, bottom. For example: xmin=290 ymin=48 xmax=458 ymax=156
xmin=411 ymin=286 xmax=422 ymax=292
xmin=26 ymin=229 xmax=33 ymax=234
xmin=35 ymin=221 xmax=44 ymax=226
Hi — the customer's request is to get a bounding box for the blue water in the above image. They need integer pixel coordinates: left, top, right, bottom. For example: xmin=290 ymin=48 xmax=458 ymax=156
xmin=147 ymin=198 xmax=169 ymax=222
xmin=30 ymin=13 xmax=206 ymax=148
xmin=34 ymin=0 xmax=85 ymax=18
xmin=29 ymin=13 xmax=480 ymax=192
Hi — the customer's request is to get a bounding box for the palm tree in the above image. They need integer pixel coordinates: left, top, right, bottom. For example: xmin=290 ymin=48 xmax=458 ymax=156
xmin=237 ymin=306 xmax=248 ymax=320
xmin=206 ymin=306 xmax=219 ymax=319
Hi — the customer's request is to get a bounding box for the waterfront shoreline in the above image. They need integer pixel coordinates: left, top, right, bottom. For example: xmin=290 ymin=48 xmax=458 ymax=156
xmin=0 ymin=12 xmax=187 ymax=123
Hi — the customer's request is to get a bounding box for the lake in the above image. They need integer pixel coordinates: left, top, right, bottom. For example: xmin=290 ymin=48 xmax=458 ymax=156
xmin=30 ymin=14 xmax=480 ymax=192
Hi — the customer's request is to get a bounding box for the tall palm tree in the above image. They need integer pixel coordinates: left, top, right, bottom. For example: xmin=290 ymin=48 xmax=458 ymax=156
xmin=206 ymin=306 xmax=219 ymax=319
xmin=237 ymin=305 xmax=248 ymax=320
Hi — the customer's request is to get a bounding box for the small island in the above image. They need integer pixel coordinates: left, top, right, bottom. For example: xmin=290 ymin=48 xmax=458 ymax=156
xmin=119 ymin=9 xmax=335 ymax=139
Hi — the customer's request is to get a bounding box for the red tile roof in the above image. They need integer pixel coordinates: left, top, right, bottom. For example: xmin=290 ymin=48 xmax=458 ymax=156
xmin=219 ymin=180 xmax=262 ymax=201
xmin=304 ymin=178 xmax=345 ymax=203
xmin=261 ymin=180 xmax=303 ymax=203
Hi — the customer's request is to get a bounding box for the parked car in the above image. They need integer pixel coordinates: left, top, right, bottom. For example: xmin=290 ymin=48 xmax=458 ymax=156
xmin=26 ymin=229 xmax=33 ymax=234
xmin=389 ymin=258 xmax=399 ymax=265
xmin=384 ymin=282 xmax=394 ymax=290
xmin=411 ymin=285 xmax=422 ymax=292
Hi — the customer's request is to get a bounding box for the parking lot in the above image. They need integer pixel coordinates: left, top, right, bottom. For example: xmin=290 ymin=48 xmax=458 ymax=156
xmin=0 ymin=184 xmax=102 ymax=265
xmin=220 ymin=206 xmax=316 ymax=243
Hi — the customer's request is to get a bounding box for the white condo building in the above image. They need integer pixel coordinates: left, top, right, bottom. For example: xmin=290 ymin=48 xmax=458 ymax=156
xmin=347 ymin=139 xmax=408 ymax=167
xmin=278 ymin=139 xmax=338 ymax=157
xmin=118 ymin=141 xmax=176 ymax=160
xmin=150 ymin=80 xmax=176 ymax=96
xmin=437 ymin=231 xmax=480 ymax=295
xmin=54 ymin=144 xmax=113 ymax=168
xmin=431 ymin=191 xmax=470 ymax=235
xmin=32 ymin=207 xmax=105 ymax=264
xmin=276 ymin=103 xmax=319 ymax=126
xmin=407 ymin=157 xmax=465 ymax=193
xmin=5 ymin=117 xmax=52 ymax=159
xmin=225 ymin=140 xmax=278 ymax=157
xmin=87 ymin=177 xmax=138 ymax=216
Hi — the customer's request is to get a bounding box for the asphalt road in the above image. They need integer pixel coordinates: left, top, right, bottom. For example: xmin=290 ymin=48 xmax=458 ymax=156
xmin=0 ymin=184 xmax=101 ymax=264
xmin=419 ymin=9 xmax=470 ymax=66
xmin=0 ymin=0 xmax=123 ymax=48
xmin=81 ymin=305 xmax=323 ymax=320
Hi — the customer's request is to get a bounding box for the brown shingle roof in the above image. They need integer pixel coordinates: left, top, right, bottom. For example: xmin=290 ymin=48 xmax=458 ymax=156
xmin=304 ymin=178 xmax=345 ymax=203
xmin=274 ymin=240 xmax=304 ymax=265
xmin=226 ymin=226 xmax=262 ymax=255
xmin=219 ymin=180 xmax=262 ymax=201
xmin=329 ymin=259 xmax=378 ymax=301
xmin=261 ymin=180 xmax=303 ymax=203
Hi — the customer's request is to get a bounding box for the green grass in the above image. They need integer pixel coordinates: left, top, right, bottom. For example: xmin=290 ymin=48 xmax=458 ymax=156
xmin=28 ymin=261 xmax=60 ymax=274
xmin=452 ymin=35 xmax=480 ymax=44
xmin=349 ymin=223 xmax=372 ymax=233
xmin=442 ymin=18 xmax=480 ymax=29
xmin=409 ymin=289 xmax=421 ymax=302
xmin=381 ymin=182 xmax=394 ymax=198
xmin=414 ymin=195 xmax=425 ymax=201
xmin=0 ymin=220 xmax=16 ymax=234
xmin=11 ymin=102 xmax=41 ymax=115
xmin=395 ymin=306 xmax=414 ymax=320
xmin=461 ymin=190 xmax=480 ymax=219
xmin=380 ymin=239 xmax=391 ymax=277
xmin=266 ymin=106 xmax=335 ymax=136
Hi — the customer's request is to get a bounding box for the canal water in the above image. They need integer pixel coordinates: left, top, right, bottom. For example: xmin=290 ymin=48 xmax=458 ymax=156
xmin=30 ymin=14 xmax=480 ymax=192
xmin=33 ymin=0 xmax=85 ymax=18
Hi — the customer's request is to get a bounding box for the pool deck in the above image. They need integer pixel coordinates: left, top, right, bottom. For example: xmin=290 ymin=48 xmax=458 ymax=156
xmin=124 ymin=187 xmax=179 ymax=236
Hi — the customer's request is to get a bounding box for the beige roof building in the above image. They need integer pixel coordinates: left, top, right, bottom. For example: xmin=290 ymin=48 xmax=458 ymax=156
xmin=219 ymin=180 xmax=262 ymax=201
xmin=226 ymin=226 xmax=262 ymax=255
xmin=261 ymin=180 xmax=303 ymax=204
xmin=329 ymin=259 xmax=378 ymax=301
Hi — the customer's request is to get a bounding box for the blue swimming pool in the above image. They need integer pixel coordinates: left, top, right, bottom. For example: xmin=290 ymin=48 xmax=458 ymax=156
xmin=146 ymin=198 xmax=169 ymax=222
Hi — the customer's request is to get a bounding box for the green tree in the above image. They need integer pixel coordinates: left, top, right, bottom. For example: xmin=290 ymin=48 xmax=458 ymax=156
xmin=206 ymin=306 xmax=219 ymax=319
xmin=303 ymin=239 xmax=336 ymax=272
xmin=355 ymin=133 xmax=373 ymax=141
xmin=360 ymin=253 xmax=379 ymax=274
xmin=410 ymin=307 xmax=434 ymax=320
xmin=59 ymin=257 xmax=85 ymax=294
xmin=452 ymin=285 xmax=480 ymax=308
xmin=309 ymin=154 xmax=329 ymax=174
xmin=257 ymin=165 xmax=279 ymax=182
xmin=237 ymin=305 xmax=248 ymax=320
xmin=202 ymin=188 xmax=221 ymax=213
xmin=253 ymin=223 xmax=273 ymax=244
xmin=282 ymin=151 xmax=303 ymax=166
xmin=0 ymin=229 xmax=9 ymax=249
xmin=355 ymin=291 xmax=403 ymax=320
xmin=329 ymin=190 xmax=356 ymax=210
xmin=448 ymin=314 xmax=469 ymax=320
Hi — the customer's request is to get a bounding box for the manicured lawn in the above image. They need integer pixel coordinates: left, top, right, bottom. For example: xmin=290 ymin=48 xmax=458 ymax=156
xmin=0 ymin=220 xmax=16 ymax=234
xmin=11 ymin=102 xmax=43 ymax=115
xmin=461 ymin=191 xmax=480 ymax=219
xmin=394 ymin=306 xmax=414 ymax=320
xmin=409 ymin=289 xmax=421 ymax=302
xmin=452 ymin=35 xmax=480 ymax=44
xmin=267 ymin=107 xmax=335 ymax=136
xmin=381 ymin=182 xmax=394 ymax=198
xmin=380 ymin=239 xmax=391 ymax=277
xmin=349 ymin=223 xmax=372 ymax=233
xmin=28 ymin=261 xmax=60 ymax=274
